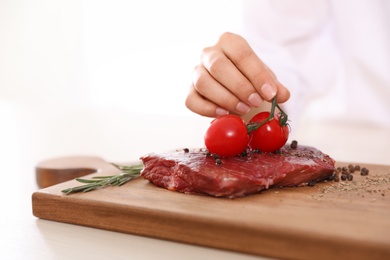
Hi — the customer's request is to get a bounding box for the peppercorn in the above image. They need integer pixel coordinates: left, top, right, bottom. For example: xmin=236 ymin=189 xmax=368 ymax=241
xmin=290 ymin=140 xmax=298 ymax=149
xmin=354 ymin=165 xmax=361 ymax=171
xmin=361 ymin=167 xmax=369 ymax=176
xmin=239 ymin=150 xmax=248 ymax=157
xmin=348 ymin=164 xmax=355 ymax=173
xmin=215 ymin=158 xmax=222 ymax=165
xmin=341 ymin=174 xmax=347 ymax=181
xmin=183 ymin=148 xmax=189 ymax=153
xmin=327 ymin=174 xmax=336 ymax=181
xmin=347 ymin=174 xmax=353 ymax=181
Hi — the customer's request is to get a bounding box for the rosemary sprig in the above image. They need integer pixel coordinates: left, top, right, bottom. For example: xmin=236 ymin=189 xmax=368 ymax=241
xmin=61 ymin=162 xmax=143 ymax=195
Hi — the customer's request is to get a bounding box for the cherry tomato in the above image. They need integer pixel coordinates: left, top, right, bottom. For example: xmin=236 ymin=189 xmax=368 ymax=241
xmin=204 ymin=115 xmax=249 ymax=157
xmin=248 ymin=112 xmax=289 ymax=152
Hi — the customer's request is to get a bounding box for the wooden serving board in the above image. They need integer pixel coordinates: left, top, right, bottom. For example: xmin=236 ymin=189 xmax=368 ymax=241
xmin=32 ymin=156 xmax=390 ymax=260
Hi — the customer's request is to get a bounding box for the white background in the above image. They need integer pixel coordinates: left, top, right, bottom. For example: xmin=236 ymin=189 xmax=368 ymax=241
xmin=1 ymin=0 xmax=242 ymax=115
xmin=0 ymin=0 xmax=242 ymax=163
xmin=1 ymin=2 xmax=253 ymax=259
xmin=1 ymin=1 xmax=389 ymax=259
xmin=2 ymin=0 xmax=388 ymax=165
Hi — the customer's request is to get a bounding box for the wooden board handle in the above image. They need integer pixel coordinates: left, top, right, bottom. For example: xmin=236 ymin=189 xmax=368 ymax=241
xmin=35 ymin=156 xmax=112 ymax=188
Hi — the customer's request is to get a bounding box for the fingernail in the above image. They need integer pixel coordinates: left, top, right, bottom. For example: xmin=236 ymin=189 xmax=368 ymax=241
xmin=248 ymin=93 xmax=263 ymax=107
xmin=261 ymin=83 xmax=277 ymax=100
xmin=215 ymin=107 xmax=229 ymax=116
xmin=236 ymin=102 xmax=250 ymax=114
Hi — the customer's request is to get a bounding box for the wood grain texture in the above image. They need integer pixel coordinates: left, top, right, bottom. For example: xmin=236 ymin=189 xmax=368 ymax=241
xmin=32 ymin=156 xmax=390 ymax=260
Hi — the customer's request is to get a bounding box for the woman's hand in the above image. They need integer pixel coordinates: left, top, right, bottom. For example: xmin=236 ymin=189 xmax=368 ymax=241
xmin=185 ymin=32 xmax=290 ymax=117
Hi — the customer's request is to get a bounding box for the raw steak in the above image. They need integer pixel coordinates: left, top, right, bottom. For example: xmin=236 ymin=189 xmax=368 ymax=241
xmin=140 ymin=144 xmax=336 ymax=198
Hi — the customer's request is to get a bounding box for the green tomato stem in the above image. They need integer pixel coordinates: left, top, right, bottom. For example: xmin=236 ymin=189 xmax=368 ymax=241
xmin=246 ymin=97 xmax=288 ymax=134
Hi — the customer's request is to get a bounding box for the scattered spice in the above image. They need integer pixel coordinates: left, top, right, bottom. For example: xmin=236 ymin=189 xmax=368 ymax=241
xmin=330 ymin=164 xmax=370 ymax=183
xmin=183 ymin=148 xmax=189 ymax=153
xmin=311 ymin=163 xmax=390 ymax=202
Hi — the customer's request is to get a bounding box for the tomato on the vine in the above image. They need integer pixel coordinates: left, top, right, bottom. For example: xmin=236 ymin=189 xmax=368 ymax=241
xmin=204 ymin=115 xmax=249 ymax=157
xmin=248 ymin=112 xmax=289 ymax=152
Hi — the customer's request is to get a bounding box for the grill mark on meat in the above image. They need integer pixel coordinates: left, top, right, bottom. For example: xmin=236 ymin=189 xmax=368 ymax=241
xmin=140 ymin=144 xmax=336 ymax=198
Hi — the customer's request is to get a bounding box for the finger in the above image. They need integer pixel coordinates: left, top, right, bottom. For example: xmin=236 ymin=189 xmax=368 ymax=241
xmin=218 ymin=33 xmax=279 ymax=102
xmin=185 ymin=86 xmax=229 ymax=117
xmin=276 ymin=81 xmax=290 ymax=103
xmin=192 ymin=65 xmax=251 ymax=114
xmin=201 ymin=48 xmax=264 ymax=108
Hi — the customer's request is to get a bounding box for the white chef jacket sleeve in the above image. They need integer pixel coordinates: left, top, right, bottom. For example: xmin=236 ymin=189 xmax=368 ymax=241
xmin=239 ymin=0 xmax=390 ymax=127
xmin=240 ymin=0 xmax=339 ymax=124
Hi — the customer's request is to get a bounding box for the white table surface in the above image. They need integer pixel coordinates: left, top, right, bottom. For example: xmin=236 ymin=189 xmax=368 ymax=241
xmin=2 ymin=102 xmax=389 ymax=260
